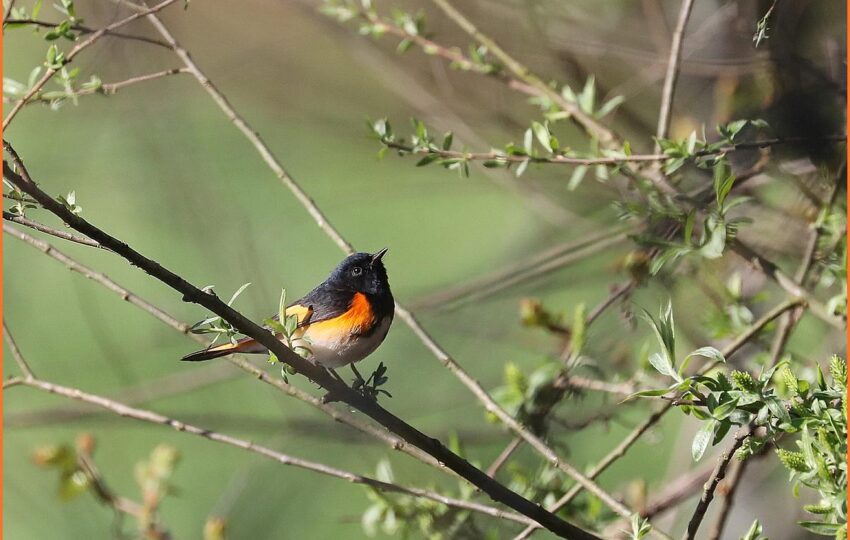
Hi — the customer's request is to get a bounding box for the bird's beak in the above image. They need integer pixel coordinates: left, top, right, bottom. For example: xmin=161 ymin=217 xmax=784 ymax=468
xmin=370 ymin=247 xmax=388 ymax=266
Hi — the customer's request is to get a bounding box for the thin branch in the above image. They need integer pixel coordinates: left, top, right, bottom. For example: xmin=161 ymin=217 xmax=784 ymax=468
xmin=705 ymin=457 xmax=749 ymax=540
xmin=3 ymin=0 xmax=179 ymax=129
xmin=684 ymin=425 xmax=752 ymax=540
xmin=411 ymin=227 xmax=629 ymax=311
xmin=768 ymin=167 xmax=845 ymax=366
xmin=3 ymin=211 xmax=105 ymax=248
xmin=3 ymin=146 xmax=594 ymax=540
xmin=553 ymin=375 xmax=636 ymax=396
xmin=486 ymin=437 xmax=523 ymax=478
xmin=484 ymin=281 xmax=636 ymax=479
xmin=5 ymin=68 xmax=190 ymax=104
xmin=428 ymin=0 xmax=618 ymax=145
xmin=4 ymin=376 xmax=25 ymax=389
xmin=731 ymin=241 xmax=844 ymax=329
xmin=514 ymin=403 xmax=674 ymax=539
xmin=412 ymin=229 xmax=631 ymax=311
xmin=3 ymin=0 xmax=18 ymax=28
xmin=654 ymin=0 xmax=696 ymax=149
xmin=4 ymin=223 xmax=193 ymax=334
xmin=13 ymin=377 xmax=540 ymax=528
xmin=385 ymin=136 xmax=847 ymax=178
xmin=6 ymin=362 xmax=237 ymax=427
xmin=3 ymin=321 xmax=35 ymax=378
xmin=384 ymin=140 xmax=668 ymax=166
xmin=76 ymin=451 xmax=149 ymax=521
xmin=4 ymin=18 xmax=173 ymax=48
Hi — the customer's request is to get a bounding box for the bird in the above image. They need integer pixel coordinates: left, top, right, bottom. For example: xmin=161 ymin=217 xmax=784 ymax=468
xmin=181 ymin=249 xmax=394 ymax=380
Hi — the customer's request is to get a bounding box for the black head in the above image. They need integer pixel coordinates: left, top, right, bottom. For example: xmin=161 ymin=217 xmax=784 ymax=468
xmin=327 ymin=248 xmax=391 ymax=297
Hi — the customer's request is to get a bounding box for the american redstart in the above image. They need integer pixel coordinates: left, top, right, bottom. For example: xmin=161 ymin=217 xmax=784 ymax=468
xmin=182 ymin=249 xmax=394 ymax=376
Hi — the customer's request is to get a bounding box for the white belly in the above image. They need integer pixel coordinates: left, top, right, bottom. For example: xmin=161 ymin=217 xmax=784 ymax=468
xmin=296 ymin=316 xmax=392 ymax=369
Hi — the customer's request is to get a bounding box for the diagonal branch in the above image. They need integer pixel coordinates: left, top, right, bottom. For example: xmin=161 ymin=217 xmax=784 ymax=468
xmin=4 ymin=211 xmax=106 ymax=248
xmin=654 ymin=0 xmax=696 ymax=149
xmin=4 ymin=18 xmax=173 ymax=49
xmin=427 ymin=0 xmax=618 ymax=145
xmin=3 ymin=146 xmax=596 ymax=540
xmin=3 ymin=321 xmax=36 ymax=378
xmin=683 ymin=425 xmax=752 ymax=540
xmin=514 ymin=403 xmax=674 ymax=539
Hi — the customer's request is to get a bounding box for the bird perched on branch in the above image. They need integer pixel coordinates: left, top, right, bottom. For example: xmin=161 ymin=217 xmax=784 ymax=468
xmin=182 ymin=249 xmax=394 ymax=380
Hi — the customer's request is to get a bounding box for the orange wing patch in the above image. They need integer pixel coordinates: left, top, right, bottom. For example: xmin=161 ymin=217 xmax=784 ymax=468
xmin=303 ymin=293 xmax=375 ymax=342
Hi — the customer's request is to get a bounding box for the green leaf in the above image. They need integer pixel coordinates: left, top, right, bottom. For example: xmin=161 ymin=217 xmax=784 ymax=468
xmin=625 ymin=387 xmax=673 ymax=400
xmin=415 ymin=154 xmax=440 ymax=167
xmin=700 ymin=216 xmax=726 ymax=259
xmin=569 ymin=303 xmax=586 ymax=355
xmin=531 ymin=121 xmax=552 ymax=153
xmin=578 ymin=76 xmax=595 ymax=113
xmin=227 ymin=282 xmax=251 ymax=306
xmin=680 ymin=346 xmax=726 ymax=376
xmin=441 ymin=132 xmax=453 ymax=150
xmin=596 ymin=95 xmax=624 ymax=118
xmin=713 ymin=161 xmax=736 ymax=208
xmin=712 ymin=396 xmax=740 ymax=420
xmin=692 ymin=419 xmax=718 ymax=461
xmin=375 ymin=459 xmax=394 ymax=482
xmin=568 ymin=165 xmax=588 ymax=191
xmin=797 ymin=521 xmax=842 ymax=536
xmin=648 ymin=352 xmax=680 ymax=382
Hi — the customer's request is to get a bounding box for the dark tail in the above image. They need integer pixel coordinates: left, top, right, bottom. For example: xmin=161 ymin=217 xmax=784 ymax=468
xmin=181 ymin=337 xmax=264 ymax=362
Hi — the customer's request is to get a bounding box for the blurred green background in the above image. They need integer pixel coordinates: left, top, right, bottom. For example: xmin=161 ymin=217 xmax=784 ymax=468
xmin=3 ymin=1 xmax=845 ymax=538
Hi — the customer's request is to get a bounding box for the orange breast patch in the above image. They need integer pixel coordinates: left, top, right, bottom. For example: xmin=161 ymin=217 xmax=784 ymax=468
xmin=305 ymin=292 xmax=375 ymax=341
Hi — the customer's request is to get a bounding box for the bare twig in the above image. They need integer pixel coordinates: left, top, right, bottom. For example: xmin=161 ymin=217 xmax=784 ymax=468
xmin=12 ymin=377 xmax=540 ymax=528
xmin=486 ymin=437 xmax=523 ymax=478
xmin=6 ymin=363 xmax=237 ymax=427
xmin=3 ymin=321 xmax=35 ymax=378
xmin=768 ymin=168 xmax=844 ymax=365
xmin=654 ymin=0 xmax=695 ymax=149
xmin=3 ymin=211 xmax=105 ymax=248
xmin=3 ymin=146 xmax=595 ymax=540
xmin=684 ymin=425 xmax=752 ymax=540
xmin=3 ymin=0 xmax=18 ymax=28
xmin=5 ymin=68 xmax=190 ymax=104
xmin=4 ymin=223 xmax=193 ymax=334
xmin=4 ymin=376 xmax=25 ymax=389
xmin=705 ymin=457 xmax=749 ymax=540
xmin=3 ymin=0 xmax=180 ymax=129
xmin=75 ymin=451 xmax=148 ymax=521
xmin=514 ymin=403 xmax=674 ymax=539
xmin=731 ymin=241 xmax=844 ymax=329
xmin=553 ymin=375 xmax=636 ymax=396
xmin=484 ymin=281 xmax=636 ymax=479
xmin=4 ymin=18 xmax=173 ymax=48
xmin=412 ymin=229 xmax=630 ymax=311
xmin=640 ymin=466 xmax=714 ymax=518
xmin=428 ymin=0 xmax=618 ymax=145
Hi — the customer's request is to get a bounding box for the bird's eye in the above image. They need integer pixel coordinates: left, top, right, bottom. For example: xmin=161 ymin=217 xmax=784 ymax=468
xmin=351 ymin=266 xmax=363 ymax=276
